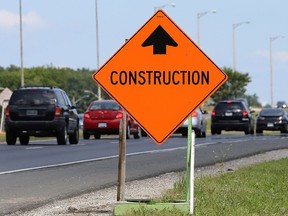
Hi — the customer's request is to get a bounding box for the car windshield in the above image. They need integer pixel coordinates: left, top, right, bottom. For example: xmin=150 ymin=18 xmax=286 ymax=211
xmin=260 ymin=109 xmax=285 ymax=116
xmin=216 ymin=102 xmax=243 ymax=111
xmin=90 ymin=102 xmax=120 ymax=111
xmin=10 ymin=89 xmax=56 ymax=105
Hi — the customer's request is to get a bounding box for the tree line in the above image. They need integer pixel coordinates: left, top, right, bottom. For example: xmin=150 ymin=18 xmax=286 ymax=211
xmin=0 ymin=65 xmax=262 ymax=113
xmin=0 ymin=65 xmax=109 ymax=113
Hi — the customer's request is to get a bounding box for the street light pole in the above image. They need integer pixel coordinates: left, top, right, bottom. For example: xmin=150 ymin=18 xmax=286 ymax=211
xmin=154 ymin=3 xmax=176 ymax=13
xmin=19 ymin=0 xmax=24 ymax=87
xmin=269 ymin=35 xmax=284 ymax=107
xmin=95 ymin=0 xmax=101 ymax=100
xmin=197 ymin=10 xmax=216 ymax=46
xmin=232 ymin=21 xmax=250 ymax=73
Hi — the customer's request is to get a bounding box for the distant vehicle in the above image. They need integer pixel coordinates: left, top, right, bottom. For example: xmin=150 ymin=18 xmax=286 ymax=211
xmin=83 ymin=100 xmax=140 ymax=139
xmin=275 ymin=101 xmax=287 ymax=109
xmin=174 ymin=108 xmax=208 ymax=138
xmin=211 ymin=99 xmax=255 ymax=135
xmin=256 ymin=108 xmax=288 ymax=134
xmin=5 ymin=86 xmax=79 ymax=145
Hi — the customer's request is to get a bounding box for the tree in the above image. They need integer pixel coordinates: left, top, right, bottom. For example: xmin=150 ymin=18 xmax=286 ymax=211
xmin=246 ymin=94 xmax=262 ymax=108
xmin=0 ymin=65 xmax=105 ymax=113
xmin=211 ymin=67 xmax=251 ymax=103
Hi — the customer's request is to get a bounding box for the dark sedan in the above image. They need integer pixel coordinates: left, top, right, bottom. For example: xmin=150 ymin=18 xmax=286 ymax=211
xmin=256 ymin=108 xmax=288 ymax=134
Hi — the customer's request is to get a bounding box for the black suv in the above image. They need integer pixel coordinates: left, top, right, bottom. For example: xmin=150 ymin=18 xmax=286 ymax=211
xmin=5 ymin=87 xmax=79 ymax=145
xmin=211 ymin=99 xmax=255 ymax=135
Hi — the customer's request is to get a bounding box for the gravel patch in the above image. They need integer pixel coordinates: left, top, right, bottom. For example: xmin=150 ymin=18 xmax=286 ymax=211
xmin=8 ymin=149 xmax=288 ymax=216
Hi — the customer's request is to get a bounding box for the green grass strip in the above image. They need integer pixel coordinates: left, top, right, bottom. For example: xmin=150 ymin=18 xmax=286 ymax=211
xmin=124 ymin=158 xmax=288 ymax=216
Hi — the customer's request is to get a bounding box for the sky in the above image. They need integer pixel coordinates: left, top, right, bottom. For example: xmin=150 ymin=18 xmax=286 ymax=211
xmin=1 ymin=0 xmax=288 ymax=106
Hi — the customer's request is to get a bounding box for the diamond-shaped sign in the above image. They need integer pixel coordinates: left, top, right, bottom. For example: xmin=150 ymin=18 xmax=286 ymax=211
xmin=93 ymin=10 xmax=228 ymax=144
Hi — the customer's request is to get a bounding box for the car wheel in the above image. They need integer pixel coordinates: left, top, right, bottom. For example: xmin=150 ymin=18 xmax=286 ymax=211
xmin=83 ymin=131 xmax=90 ymax=140
xmin=133 ymin=128 xmax=140 ymax=139
xmin=244 ymin=127 xmax=250 ymax=135
xmin=281 ymin=124 xmax=288 ymax=133
xmin=195 ymin=130 xmax=201 ymax=138
xmin=94 ymin=133 xmax=101 ymax=139
xmin=57 ymin=125 xmax=67 ymax=145
xmin=216 ymin=130 xmax=221 ymax=135
xmin=181 ymin=131 xmax=188 ymax=137
xmin=211 ymin=128 xmax=216 ymax=135
xmin=6 ymin=130 xmax=17 ymax=145
xmin=141 ymin=129 xmax=147 ymax=137
xmin=201 ymin=131 xmax=206 ymax=138
xmin=256 ymin=128 xmax=263 ymax=134
xmin=69 ymin=126 xmax=79 ymax=144
xmin=126 ymin=124 xmax=131 ymax=139
xmin=19 ymin=135 xmax=29 ymax=145
xmin=133 ymin=133 xmax=140 ymax=139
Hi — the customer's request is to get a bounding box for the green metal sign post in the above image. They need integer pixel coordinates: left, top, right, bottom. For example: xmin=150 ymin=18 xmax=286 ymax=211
xmin=186 ymin=116 xmax=195 ymax=214
xmin=113 ymin=117 xmax=194 ymax=215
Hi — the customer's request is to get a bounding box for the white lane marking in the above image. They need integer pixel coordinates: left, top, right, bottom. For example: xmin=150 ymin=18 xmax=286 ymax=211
xmin=25 ymin=147 xmax=44 ymax=150
xmin=25 ymin=144 xmax=85 ymax=150
xmin=1 ymin=136 xmax=272 ymax=175
xmin=228 ymin=139 xmax=247 ymax=143
xmin=0 ymin=147 xmax=187 ymax=175
xmin=0 ymin=155 xmax=117 ymax=175
xmin=196 ymin=142 xmax=218 ymax=147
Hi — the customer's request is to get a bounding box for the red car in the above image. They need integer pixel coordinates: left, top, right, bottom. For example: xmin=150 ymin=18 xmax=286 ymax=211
xmin=83 ymin=100 xmax=140 ymax=139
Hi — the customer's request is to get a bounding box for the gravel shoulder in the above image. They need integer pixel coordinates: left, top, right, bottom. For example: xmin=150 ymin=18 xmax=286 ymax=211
xmin=8 ymin=149 xmax=288 ymax=216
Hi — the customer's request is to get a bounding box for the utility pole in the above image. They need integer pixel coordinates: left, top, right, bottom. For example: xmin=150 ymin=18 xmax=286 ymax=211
xmin=19 ymin=0 xmax=24 ymax=86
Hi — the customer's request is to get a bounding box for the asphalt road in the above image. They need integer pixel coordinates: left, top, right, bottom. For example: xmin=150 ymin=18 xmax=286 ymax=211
xmin=0 ymin=133 xmax=288 ymax=215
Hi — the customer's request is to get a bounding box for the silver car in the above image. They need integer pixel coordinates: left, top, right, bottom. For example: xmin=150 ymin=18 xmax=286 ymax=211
xmin=174 ymin=108 xmax=208 ymax=138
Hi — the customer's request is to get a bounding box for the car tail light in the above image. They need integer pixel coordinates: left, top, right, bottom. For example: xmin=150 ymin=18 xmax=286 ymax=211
xmin=54 ymin=106 xmax=61 ymax=117
xmin=211 ymin=110 xmax=216 ymax=116
xmin=84 ymin=112 xmax=90 ymax=119
xmin=242 ymin=110 xmax=248 ymax=117
xmin=192 ymin=111 xmax=198 ymax=117
xmin=116 ymin=112 xmax=123 ymax=119
xmin=5 ymin=106 xmax=10 ymax=118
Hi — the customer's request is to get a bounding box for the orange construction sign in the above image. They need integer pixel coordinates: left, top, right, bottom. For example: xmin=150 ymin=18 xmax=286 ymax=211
xmin=93 ymin=10 xmax=228 ymax=144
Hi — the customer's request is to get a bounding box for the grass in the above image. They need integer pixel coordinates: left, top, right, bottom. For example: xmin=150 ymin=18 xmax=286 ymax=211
xmin=193 ymin=159 xmax=288 ymax=215
xmin=123 ymin=158 xmax=288 ymax=215
xmin=0 ymin=132 xmax=5 ymax=143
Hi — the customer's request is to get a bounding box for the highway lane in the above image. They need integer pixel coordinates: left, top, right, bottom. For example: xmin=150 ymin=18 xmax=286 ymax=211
xmin=0 ymin=135 xmax=188 ymax=173
xmin=0 ymin=133 xmax=281 ymax=173
xmin=0 ymin=133 xmax=288 ymax=214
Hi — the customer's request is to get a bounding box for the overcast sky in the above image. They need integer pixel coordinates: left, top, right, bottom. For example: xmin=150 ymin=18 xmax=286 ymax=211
xmin=1 ymin=0 xmax=288 ymax=105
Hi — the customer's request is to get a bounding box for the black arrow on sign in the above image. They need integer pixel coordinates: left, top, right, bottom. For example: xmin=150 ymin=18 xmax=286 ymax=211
xmin=142 ymin=25 xmax=178 ymax=54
